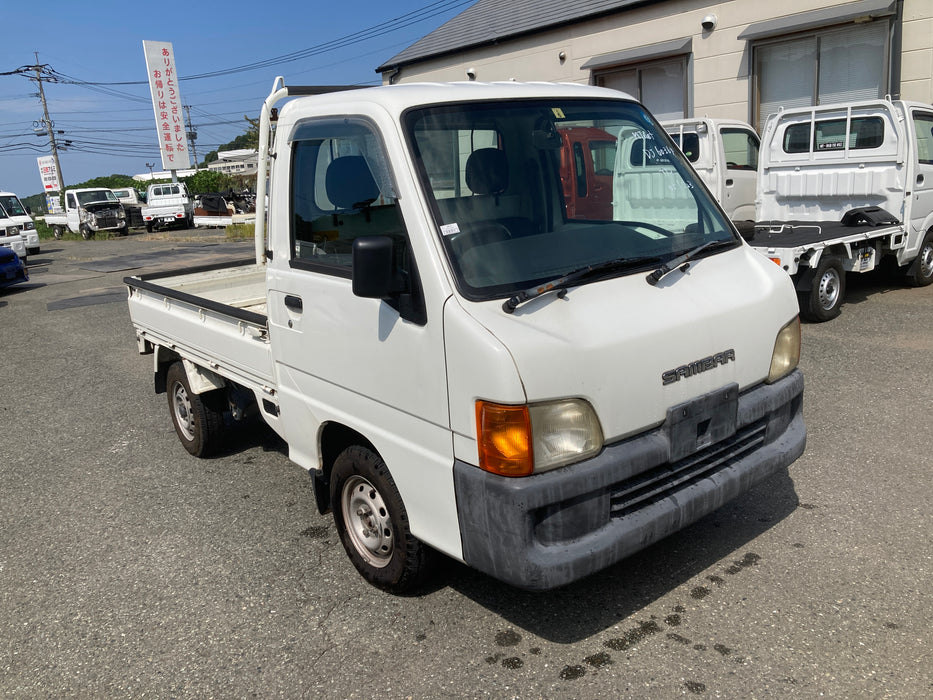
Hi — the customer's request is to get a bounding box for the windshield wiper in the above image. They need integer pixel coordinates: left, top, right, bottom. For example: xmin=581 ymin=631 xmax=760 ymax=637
xmin=645 ymin=239 xmax=737 ymax=286
xmin=502 ymin=256 xmax=661 ymax=313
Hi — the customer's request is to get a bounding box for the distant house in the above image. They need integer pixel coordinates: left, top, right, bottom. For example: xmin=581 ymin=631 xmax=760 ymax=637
xmin=377 ymin=0 xmax=932 ymax=130
xmin=207 ymin=149 xmax=259 ymax=177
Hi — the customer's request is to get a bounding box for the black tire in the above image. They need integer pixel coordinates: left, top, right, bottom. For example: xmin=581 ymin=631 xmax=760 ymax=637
xmin=52 ymin=225 xmax=63 ymax=240
xmin=330 ymin=445 xmax=432 ymax=593
xmin=146 ymin=222 xmax=154 ymax=233
xmin=117 ymin=224 xmax=129 ymax=237
xmin=79 ymin=224 xmax=93 ymax=240
xmin=166 ymin=362 xmax=225 ymax=457
xmin=799 ymin=256 xmax=845 ymax=322
xmin=904 ymin=231 xmax=933 ymax=287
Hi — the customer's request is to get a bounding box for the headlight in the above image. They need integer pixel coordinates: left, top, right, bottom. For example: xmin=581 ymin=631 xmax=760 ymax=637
xmin=475 ymin=398 xmax=603 ymax=477
xmin=25 ymin=221 xmax=35 ymax=230
xmin=767 ymin=316 xmax=801 ymax=383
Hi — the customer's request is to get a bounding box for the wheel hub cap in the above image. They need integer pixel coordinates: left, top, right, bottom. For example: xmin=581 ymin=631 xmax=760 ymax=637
xmin=342 ymin=476 xmax=393 ymax=568
xmin=818 ymin=268 xmax=840 ymax=310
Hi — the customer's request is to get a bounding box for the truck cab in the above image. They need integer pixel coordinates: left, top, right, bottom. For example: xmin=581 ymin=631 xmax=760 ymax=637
xmin=47 ymin=188 xmax=128 ymax=239
xmin=0 ymin=191 xmax=40 ymax=255
xmin=663 ymin=119 xmax=760 ymax=223
xmin=558 ymin=126 xmax=617 ymax=220
xmin=142 ymin=182 xmax=193 ymax=231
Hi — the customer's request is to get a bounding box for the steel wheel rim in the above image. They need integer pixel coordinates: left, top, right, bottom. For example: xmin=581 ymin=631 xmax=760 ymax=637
xmin=817 ymin=267 xmax=841 ymax=310
xmin=172 ymin=382 xmax=196 ymax=441
xmin=920 ymin=242 xmax=933 ymax=279
xmin=341 ymin=476 xmax=393 ymax=568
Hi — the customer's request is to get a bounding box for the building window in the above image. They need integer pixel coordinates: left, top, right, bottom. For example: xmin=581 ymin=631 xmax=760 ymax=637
xmin=753 ymin=20 xmax=890 ymax=130
xmin=594 ymin=56 xmax=687 ymax=121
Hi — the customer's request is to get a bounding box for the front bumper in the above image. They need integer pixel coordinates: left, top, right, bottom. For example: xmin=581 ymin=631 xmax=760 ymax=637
xmin=453 ymin=369 xmax=805 ymax=591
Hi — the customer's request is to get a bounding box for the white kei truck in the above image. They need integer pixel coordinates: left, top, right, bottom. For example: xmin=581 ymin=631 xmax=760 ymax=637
xmin=749 ymin=99 xmax=933 ymax=321
xmin=662 ymin=118 xmax=761 ymax=226
xmin=46 ymin=188 xmax=128 ymax=239
xmin=141 ymin=182 xmax=194 ymax=232
xmin=124 ymin=79 xmax=806 ymax=593
xmin=0 ymin=191 xmax=40 ymax=255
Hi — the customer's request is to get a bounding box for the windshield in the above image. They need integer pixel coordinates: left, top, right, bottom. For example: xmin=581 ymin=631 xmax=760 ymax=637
xmin=76 ymin=190 xmax=117 ymax=205
xmin=0 ymin=195 xmax=27 ymax=217
xmin=405 ymin=98 xmax=736 ymax=299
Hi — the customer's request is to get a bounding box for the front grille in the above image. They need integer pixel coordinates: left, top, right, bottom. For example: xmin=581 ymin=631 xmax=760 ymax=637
xmin=610 ymin=419 xmax=768 ymax=518
xmin=96 ymin=216 xmax=120 ymax=228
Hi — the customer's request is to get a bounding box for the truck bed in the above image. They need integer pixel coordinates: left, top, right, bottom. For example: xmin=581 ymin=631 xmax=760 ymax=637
xmin=748 ymin=220 xmax=901 ymax=248
xmin=124 ymin=259 xmax=275 ymax=391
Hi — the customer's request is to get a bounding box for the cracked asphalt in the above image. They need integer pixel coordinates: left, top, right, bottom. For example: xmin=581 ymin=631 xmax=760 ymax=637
xmin=1 ymin=233 xmax=931 ymax=697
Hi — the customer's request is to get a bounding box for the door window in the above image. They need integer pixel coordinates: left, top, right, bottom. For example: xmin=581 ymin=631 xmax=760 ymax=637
xmin=720 ymin=129 xmax=759 ymax=170
xmin=913 ymin=113 xmax=933 ymax=165
xmin=289 ymin=118 xmax=409 ymax=274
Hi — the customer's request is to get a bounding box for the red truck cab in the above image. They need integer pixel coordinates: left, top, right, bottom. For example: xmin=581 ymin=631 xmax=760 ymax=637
xmin=558 ymin=126 xmax=616 ymax=220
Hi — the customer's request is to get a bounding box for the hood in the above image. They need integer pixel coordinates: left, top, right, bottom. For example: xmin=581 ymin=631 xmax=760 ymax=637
xmin=460 ymin=245 xmax=797 ymax=442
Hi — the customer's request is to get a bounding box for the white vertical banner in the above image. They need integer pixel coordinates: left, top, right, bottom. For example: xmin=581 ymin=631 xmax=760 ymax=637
xmin=143 ymin=40 xmax=191 ymax=171
xmin=37 ymin=155 xmax=60 ymax=192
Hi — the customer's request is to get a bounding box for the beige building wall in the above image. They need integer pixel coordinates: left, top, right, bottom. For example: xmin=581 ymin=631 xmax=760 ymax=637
xmin=387 ymin=0 xmax=933 ymax=122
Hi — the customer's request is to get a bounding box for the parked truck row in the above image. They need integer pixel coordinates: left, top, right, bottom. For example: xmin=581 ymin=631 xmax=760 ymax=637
xmin=560 ymin=102 xmax=933 ymax=321
xmin=125 ymin=79 xmax=806 ymax=593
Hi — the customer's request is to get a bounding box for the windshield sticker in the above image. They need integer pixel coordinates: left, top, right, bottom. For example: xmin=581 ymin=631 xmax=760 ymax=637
xmin=551 ymin=108 xmax=566 ymax=119
xmin=440 ymin=223 xmax=460 ymax=236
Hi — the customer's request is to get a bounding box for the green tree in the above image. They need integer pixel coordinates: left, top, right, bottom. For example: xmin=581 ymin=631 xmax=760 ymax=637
xmin=183 ymin=170 xmax=234 ymax=194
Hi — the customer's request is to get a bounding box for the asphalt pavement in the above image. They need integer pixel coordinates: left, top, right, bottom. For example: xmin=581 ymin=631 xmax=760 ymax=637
xmin=1 ymin=232 xmax=931 ymax=697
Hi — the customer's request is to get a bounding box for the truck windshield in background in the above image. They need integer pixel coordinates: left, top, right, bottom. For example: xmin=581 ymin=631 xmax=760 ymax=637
xmin=404 ymin=99 xmax=736 ymax=299
xmin=76 ymin=189 xmax=118 ymax=205
xmin=0 ymin=194 xmax=28 ymax=217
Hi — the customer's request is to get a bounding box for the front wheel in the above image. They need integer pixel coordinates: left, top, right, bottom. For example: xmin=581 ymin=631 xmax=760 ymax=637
xmin=904 ymin=231 xmax=933 ymax=287
xmin=330 ymin=445 xmax=432 ymax=593
xmin=166 ymin=362 xmax=225 ymax=457
xmin=79 ymin=224 xmax=94 ymax=240
xmin=799 ymin=256 xmax=845 ymax=322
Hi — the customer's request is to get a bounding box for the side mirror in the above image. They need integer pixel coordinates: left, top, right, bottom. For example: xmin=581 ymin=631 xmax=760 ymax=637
xmin=352 ymin=236 xmax=405 ymax=299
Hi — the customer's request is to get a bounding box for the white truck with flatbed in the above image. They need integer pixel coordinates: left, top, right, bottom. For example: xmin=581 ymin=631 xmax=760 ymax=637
xmin=46 ymin=188 xmax=128 ymax=239
xmin=749 ymin=98 xmax=933 ymax=321
xmin=124 ymin=79 xmax=806 ymax=593
xmin=141 ymin=182 xmax=194 ymax=232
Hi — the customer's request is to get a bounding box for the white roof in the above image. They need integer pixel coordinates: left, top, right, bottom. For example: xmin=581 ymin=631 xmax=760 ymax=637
xmin=277 ymin=81 xmax=635 ymax=121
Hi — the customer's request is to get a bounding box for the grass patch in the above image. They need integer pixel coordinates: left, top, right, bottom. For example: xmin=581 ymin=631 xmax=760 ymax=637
xmin=226 ymin=223 xmax=255 ymax=240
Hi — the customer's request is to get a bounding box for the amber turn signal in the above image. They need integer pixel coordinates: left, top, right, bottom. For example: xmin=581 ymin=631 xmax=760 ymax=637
xmin=475 ymin=401 xmax=534 ymax=477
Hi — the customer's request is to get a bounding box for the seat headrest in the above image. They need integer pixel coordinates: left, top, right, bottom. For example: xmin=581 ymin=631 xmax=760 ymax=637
xmin=325 ymin=155 xmax=379 ymax=209
xmin=465 ymin=148 xmax=509 ymax=195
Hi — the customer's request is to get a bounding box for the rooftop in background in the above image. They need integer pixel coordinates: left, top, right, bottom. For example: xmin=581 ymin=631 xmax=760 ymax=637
xmin=377 ymin=0 xmax=652 ymax=72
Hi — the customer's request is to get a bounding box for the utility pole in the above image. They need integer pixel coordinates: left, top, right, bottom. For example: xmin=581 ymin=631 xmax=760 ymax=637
xmin=184 ymin=104 xmax=198 ymax=169
xmin=31 ymin=53 xmax=65 ymax=197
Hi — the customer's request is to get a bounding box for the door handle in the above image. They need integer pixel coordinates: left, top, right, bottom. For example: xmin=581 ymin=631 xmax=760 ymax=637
xmin=284 ymin=295 xmax=303 ymax=312
xmin=918 ymin=174 xmax=925 ymax=185
xmin=725 ymin=179 xmax=734 ymax=187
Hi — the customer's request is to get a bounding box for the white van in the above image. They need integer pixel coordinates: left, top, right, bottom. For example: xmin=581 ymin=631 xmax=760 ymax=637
xmin=0 ymin=191 xmax=40 ymax=255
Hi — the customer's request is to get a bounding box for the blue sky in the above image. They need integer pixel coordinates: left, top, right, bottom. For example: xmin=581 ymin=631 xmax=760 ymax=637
xmin=0 ymin=0 xmax=471 ymax=197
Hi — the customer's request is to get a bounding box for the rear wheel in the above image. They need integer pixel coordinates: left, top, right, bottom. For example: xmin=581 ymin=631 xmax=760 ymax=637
xmin=799 ymin=256 xmax=845 ymax=322
xmin=904 ymin=231 xmax=933 ymax=287
xmin=330 ymin=445 xmax=432 ymax=593
xmin=166 ymin=362 xmax=225 ymax=457
xmin=52 ymin=225 xmax=63 ymax=240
